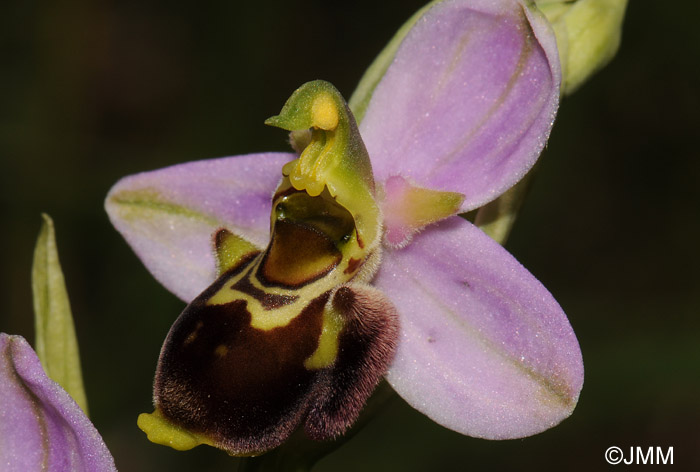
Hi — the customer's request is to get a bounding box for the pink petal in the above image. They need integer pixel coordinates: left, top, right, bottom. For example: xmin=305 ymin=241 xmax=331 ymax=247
xmin=0 ymin=334 xmax=116 ymax=471
xmin=374 ymin=216 xmax=583 ymax=439
xmin=360 ymin=0 xmax=560 ymax=210
xmin=105 ymin=153 xmax=293 ymax=301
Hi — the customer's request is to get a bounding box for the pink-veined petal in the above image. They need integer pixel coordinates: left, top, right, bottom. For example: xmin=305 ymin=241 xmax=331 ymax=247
xmin=361 ymin=0 xmax=560 ymax=210
xmin=375 ymin=216 xmax=583 ymax=439
xmin=105 ymin=153 xmax=293 ymax=301
xmin=0 ymin=334 xmax=116 ymax=472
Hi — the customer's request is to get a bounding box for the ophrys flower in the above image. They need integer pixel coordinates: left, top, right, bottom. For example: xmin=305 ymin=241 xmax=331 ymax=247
xmin=106 ymin=0 xmax=583 ymax=456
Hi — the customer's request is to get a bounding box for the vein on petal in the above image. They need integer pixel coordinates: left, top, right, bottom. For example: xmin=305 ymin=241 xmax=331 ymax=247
xmin=427 ymin=12 xmax=539 ymax=179
xmin=434 ymin=29 xmax=475 ymax=97
xmin=108 ymin=190 xmax=222 ymax=226
xmin=109 ymin=189 xmax=268 ymax=244
xmin=388 ymin=251 xmax=577 ymax=409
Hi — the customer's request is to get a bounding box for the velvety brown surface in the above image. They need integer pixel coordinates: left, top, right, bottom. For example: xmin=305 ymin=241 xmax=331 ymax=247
xmin=155 ymin=275 xmax=329 ymax=453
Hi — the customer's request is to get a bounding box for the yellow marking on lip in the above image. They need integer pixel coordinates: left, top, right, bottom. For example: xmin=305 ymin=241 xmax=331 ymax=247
xmin=304 ymin=304 xmax=344 ymax=370
xmin=205 ymin=247 xmax=372 ymax=331
xmin=204 ymin=197 xmax=374 ymax=332
xmin=215 ymin=344 xmax=229 ymax=358
xmin=205 ymin=259 xmax=306 ymax=331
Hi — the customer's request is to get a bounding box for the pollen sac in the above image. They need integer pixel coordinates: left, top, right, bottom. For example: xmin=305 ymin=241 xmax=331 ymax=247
xmin=265 ymin=80 xmax=382 ymax=253
xmin=139 ymin=81 xmax=397 ymax=457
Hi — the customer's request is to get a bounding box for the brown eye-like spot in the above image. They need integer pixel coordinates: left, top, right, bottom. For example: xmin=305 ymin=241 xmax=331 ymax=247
xmin=259 ymin=220 xmax=341 ymax=288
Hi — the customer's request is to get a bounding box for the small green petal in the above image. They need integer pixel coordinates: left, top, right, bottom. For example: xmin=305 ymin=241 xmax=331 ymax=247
xmin=31 ymin=213 xmax=88 ymax=414
xmin=537 ymin=0 xmax=628 ymax=94
xmin=382 ymin=176 xmax=465 ymax=247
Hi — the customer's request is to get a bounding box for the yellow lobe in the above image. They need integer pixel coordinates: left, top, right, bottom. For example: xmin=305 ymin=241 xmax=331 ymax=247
xmin=311 ymin=92 xmax=339 ymax=130
xmin=214 ymin=228 xmax=259 ymax=275
xmin=137 ymin=409 xmax=213 ymax=451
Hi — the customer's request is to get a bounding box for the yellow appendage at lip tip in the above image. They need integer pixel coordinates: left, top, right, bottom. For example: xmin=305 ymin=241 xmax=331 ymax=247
xmin=137 ymin=409 xmax=211 ymax=451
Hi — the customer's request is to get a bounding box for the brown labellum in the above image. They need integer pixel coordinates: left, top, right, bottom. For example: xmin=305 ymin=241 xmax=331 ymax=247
xmin=154 ymin=275 xmax=398 ymax=456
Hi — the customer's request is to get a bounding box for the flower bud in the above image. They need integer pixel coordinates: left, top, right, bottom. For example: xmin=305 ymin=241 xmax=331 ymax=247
xmin=537 ymin=0 xmax=628 ymax=94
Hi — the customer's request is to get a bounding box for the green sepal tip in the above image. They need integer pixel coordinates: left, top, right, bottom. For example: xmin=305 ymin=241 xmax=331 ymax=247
xmin=32 ymin=213 xmax=89 ymax=414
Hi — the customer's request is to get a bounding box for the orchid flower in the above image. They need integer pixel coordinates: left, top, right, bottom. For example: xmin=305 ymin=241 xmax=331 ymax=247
xmin=106 ymin=0 xmax=583 ymax=457
xmin=0 ymin=333 xmax=117 ymax=471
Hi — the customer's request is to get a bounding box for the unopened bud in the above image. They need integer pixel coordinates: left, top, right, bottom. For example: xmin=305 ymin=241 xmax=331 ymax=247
xmin=537 ymin=0 xmax=628 ymax=94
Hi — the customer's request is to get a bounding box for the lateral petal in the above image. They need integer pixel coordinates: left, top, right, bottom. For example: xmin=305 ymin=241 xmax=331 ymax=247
xmin=359 ymin=0 xmax=560 ymax=210
xmin=105 ymin=153 xmax=293 ymax=301
xmin=374 ymin=216 xmax=583 ymax=439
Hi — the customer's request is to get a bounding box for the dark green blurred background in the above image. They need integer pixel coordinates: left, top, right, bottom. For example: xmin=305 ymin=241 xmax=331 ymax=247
xmin=2 ymin=1 xmax=698 ymax=470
